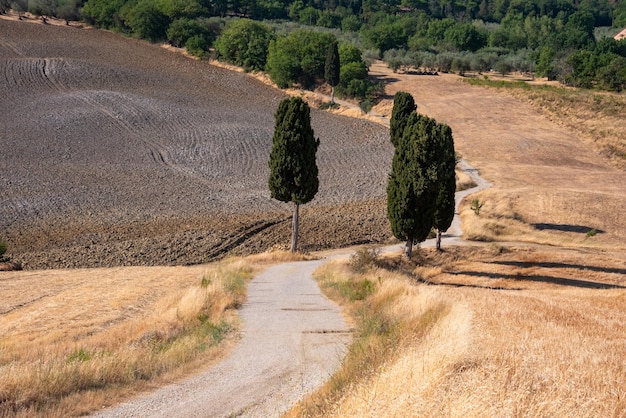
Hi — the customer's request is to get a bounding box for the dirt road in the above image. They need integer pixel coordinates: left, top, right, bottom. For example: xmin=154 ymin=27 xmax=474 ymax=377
xmin=91 ymin=259 xmax=351 ymax=418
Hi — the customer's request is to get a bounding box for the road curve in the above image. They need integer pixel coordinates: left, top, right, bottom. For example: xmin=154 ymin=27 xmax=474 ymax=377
xmin=90 ymin=95 xmax=491 ymax=418
xmin=91 ymin=260 xmax=351 ymax=418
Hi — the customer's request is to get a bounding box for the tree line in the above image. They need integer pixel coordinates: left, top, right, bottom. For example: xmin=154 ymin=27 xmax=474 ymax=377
xmin=271 ymin=92 xmax=455 ymax=257
xmin=5 ymin=0 xmax=625 ymax=94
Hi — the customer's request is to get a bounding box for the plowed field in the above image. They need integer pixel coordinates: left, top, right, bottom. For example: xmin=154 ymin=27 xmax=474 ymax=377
xmin=0 ymin=20 xmax=393 ymax=269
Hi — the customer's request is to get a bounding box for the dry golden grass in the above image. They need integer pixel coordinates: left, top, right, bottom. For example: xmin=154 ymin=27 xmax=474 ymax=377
xmin=509 ymin=86 xmax=626 ymax=170
xmin=288 ymin=246 xmax=626 ymax=417
xmin=286 ymin=257 xmax=454 ymax=417
xmin=0 ymin=257 xmax=261 ymax=417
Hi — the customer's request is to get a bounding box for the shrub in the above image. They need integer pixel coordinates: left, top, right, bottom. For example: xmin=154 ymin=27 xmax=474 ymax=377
xmin=471 ymin=199 xmax=484 ymax=215
xmin=349 ymin=247 xmax=381 ymax=273
xmin=214 ymin=19 xmax=275 ymax=71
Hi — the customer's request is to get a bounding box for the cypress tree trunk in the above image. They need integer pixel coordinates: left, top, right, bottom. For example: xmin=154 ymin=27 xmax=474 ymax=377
xmin=331 ymin=86 xmax=335 ymax=104
xmin=291 ymin=202 xmax=300 ymax=253
xmin=436 ymin=230 xmax=442 ymax=251
xmin=405 ymin=238 xmax=413 ymax=258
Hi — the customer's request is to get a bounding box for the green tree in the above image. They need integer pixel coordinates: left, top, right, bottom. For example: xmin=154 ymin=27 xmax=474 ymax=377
xmin=266 ymin=30 xmax=336 ymax=88
xmin=215 ymin=19 xmax=275 ymax=71
xmin=433 ymin=123 xmax=456 ymax=251
xmin=57 ymin=0 xmax=81 ymax=24
xmin=387 ymin=113 xmax=439 ymax=258
xmin=443 ymin=23 xmax=488 ymax=52
xmin=389 ymin=91 xmax=416 ymax=148
xmin=82 ymin=0 xmax=126 ymax=29
xmin=122 ymin=0 xmax=170 ymax=41
xmin=362 ymin=21 xmax=408 ymax=56
xmin=268 ymin=97 xmax=320 ymax=252
xmin=325 ymin=41 xmax=340 ymax=103
xmin=167 ymin=17 xmax=213 ymax=48
xmin=0 ymin=239 xmax=7 ymax=262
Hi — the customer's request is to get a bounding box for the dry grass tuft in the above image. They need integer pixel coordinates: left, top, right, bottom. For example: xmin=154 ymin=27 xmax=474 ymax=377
xmin=0 ymin=259 xmax=254 ymax=417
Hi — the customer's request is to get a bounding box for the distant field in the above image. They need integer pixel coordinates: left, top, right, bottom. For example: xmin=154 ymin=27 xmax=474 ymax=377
xmin=0 ymin=19 xmax=394 ymax=269
xmin=370 ymin=63 xmax=626 ymax=250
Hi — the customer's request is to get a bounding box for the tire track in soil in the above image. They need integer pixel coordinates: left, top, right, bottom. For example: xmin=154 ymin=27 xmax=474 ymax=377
xmin=203 ymin=216 xmax=291 ymax=260
xmin=0 ymin=37 xmax=24 ymax=56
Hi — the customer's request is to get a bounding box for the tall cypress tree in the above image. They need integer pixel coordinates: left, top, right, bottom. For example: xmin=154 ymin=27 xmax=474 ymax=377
xmin=433 ymin=123 xmax=456 ymax=251
xmin=268 ymin=97 xmax=320 ymax=252
xmin=324 ymin=41 xmax=340 ymax=104
xmin=389 ymin=91 xmax=416 ymax=147
xmin=387 ymin=113 xmax=439 ymax=258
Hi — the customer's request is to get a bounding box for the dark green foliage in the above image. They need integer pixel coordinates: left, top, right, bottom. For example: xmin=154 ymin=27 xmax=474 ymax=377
xmin=387 ymin=113 xmax=440 ymax=255
xmin=266 ymin=30 xmax=336 ymax=89
xmin=433 ymin=123 xmax=456 ymax=250
xmin=82 ymin=0 xmax=126 ymax=29
xmin=339 ymin=43 xmax=363 ymax=66
xmin=0 ymin=239 xmax=7 ymax=261
xmin=0 ymin=0 xmax=10 ymax=14
xmin=361 ymin=22 xmax=408 ymax=56
xmin=28 ymin=0 xmax=57 ymax=20
xmin=443 ymin=23 xmax=488 ymax=52
xmin=325 ymin=41 xmax=340 ymax=88
xmin=268 ymin=97 xmax=319 ymax=252
xmin=389 ymin=91 xmax=416 ymax=148
xmin=268 ymin=97 xmax=319 ymax=206
xmin=215 ymin=19 xmax=275 ymax=71
xmin=166 ymin=18 xmax=217 ymax=49
xmin=158 ymin=0 xmax=205 ymax=20
xmin=121 ymin=0 xmax=170 ymax=42
xmin=564 ymin=39 xmax=626 ymax=91
xmin=185 ymin=34 xmax=210 ymax=58
xmin=71 ymin=0 xmax=626 ymax=94
xmin=56 ymin=0 xmax=81 ymax=23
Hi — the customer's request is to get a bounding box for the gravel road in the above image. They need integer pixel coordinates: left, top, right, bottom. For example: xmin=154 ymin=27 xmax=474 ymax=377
xmin=89 ymin=160 xmax=489 ymax=418
xmin=91 ymin=259 xmax=351 ymax=418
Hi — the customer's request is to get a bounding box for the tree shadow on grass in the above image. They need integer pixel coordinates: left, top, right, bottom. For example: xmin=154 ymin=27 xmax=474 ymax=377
xmin=532 ymin=223 xmax=605 ymax=234
xmin=490 ymin=260 xmax=626 ymax=276
xmin=450 ymin=271 xmax=625 ymax=289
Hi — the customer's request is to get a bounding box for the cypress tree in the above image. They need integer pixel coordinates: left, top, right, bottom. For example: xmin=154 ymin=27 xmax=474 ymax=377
xmin=387 ymin=113 xmax=439 ymax=258
xmin=268 ymin=97 xmax=320 ymax=252
xmin=389 ymin=91 xmax=416 ymax=147
xmin=324 ymin=41 xmax=340 ymax=104
xmin=433 ymin=123 xmax=456 ymax=251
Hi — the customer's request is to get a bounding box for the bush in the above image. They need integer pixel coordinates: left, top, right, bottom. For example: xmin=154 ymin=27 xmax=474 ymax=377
xmin=214 ymin=19 xmax=275 ymax=71
xmin=266 ymin=30 xmax=336 ymax=88
xmin=185 ymin=35 xmax=210 ymax=58
xmin=349 ymin=247 xmax=381 ymax=273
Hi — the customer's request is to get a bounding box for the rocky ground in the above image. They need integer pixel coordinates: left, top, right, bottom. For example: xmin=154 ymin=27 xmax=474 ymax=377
xmin=0 ymin=19 xmax=394 ymax=269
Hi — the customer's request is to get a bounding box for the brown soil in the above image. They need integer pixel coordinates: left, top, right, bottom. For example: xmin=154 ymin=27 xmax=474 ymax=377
xmin=0 ymin=19 xmax=394 ymax=269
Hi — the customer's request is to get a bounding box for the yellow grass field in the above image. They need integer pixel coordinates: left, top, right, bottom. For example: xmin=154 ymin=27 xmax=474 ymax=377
xmin=2 ymin=16 xmax=626 ymax=417
xmin=0 ymin=251 xmax=305 ymax=417
xmin=289 ymin=245 xmax=626 ymax=417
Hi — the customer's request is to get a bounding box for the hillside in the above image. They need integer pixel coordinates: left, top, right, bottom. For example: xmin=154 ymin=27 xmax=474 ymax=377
xmin=0 ymin=19 xmax=394 ymax=269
